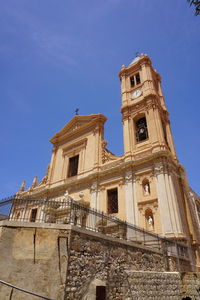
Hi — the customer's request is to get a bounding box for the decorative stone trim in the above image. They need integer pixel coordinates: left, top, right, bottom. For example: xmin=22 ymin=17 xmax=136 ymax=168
xmin=138 ymin=199 xmax=158 ymax=215
xmin=62 ymin=138 xmax=87 ymax=155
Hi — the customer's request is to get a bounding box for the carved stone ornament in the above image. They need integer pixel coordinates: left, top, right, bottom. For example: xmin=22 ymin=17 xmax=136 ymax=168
xmin=62 ymin=138 xmax=87 ymax=155
xmin=79 ymin=191 xmax=84 ymax=199
xmin=119 ymin=179 xmax=125 ymax=187
xmin=90 ymin=182 xmax=98 ymax=193
xmin=70 ymin=122 xmax=82 ymax=132
xmin=20 ymin=180 xmax=26 ymax=191
xmin=154 ymin=163 xmax=164 ymax=176
xmin=64 ymin=190 xmax=69 ymax=200
xmin=93 ymin=126 xmax=99 ymax=135
xmin=32 ymin=176 xmax=38 ymax=188
xmin=125 ymin=173 xmax=133 ymax=183
xmin=138 ymin=199 xmax=158 ymax=215
xmin=102 ymin=140 xmax=117 ymax=164
xmin=133 ymin=175 xmax=140 ymax=183
xmin=38 ymin=164 xmax=50 ymax=186
xmin=99 ymin=185 xmax=106 ymax=192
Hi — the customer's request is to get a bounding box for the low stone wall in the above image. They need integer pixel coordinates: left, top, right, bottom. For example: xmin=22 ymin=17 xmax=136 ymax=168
xmin=66 ymin=229 xmax=173 ymax=299
xmin=0 ymin=221 xmax=199 ymax=300
xmin=181 ymin=272 xmax=200 ymax=299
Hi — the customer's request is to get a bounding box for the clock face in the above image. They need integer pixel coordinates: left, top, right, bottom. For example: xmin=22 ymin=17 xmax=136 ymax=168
xmin=131 ymin=89 xmax=142 ymax=99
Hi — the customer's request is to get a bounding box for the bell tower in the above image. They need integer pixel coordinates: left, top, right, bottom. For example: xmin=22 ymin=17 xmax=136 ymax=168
xmin=119 ymin=54 xmax=193 ymax=244
xmin=119 ymin=54 xmax=177 ymax=161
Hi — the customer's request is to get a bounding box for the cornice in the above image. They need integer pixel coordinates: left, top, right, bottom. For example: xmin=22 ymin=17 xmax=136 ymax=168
xmin=121 ymin=95 xmax=163 ymax=117
xmin=119 ymin=56 xmax=152 ymax=78
xmin=50 ymin=114 xmax=107 ymax=145
xmin=19 ymin=150 xmax=181 ymax=199
xmin=62 ymin=138 xmax=87 ymax=154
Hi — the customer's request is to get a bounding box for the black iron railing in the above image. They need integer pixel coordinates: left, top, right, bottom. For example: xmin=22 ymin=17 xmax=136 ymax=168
xmin=0 ymin=195 xmax=189 ymax=262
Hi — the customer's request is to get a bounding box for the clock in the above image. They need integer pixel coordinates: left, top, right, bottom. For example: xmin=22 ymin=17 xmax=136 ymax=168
xmin=131 ymin=89 xmax=142 ymax=99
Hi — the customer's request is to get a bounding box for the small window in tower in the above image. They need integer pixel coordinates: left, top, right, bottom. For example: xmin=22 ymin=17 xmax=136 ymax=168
xmin=130 ymin=76 xmax=135 ymax=88
xmin=68 ymin=155 xmax=79 ymax=177
xmin=135 ymin=117 xmax=148 ymax=142
xmin=30 ymin=208 xmax=37 ymax=222
xmin=130 ymin=72 xmax=141 ymax=88
xmin=135 ymin=72 xmax=141 ymax=85
xmin=107 ymin=188 xmax=118 ymax=214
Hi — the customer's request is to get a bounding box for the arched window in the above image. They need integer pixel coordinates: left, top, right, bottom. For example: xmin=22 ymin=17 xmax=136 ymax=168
xmin=135 ymin=117 xmax=148 ymax=142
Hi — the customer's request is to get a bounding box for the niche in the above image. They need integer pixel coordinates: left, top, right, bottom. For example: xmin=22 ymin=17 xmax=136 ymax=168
xmin=142 ymin=179 xmax=150 ymax=196
xmin=145 ymin=208 xmax=154 ymax=231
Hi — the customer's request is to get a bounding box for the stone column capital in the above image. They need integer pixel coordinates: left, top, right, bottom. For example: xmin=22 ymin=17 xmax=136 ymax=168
xmin=90 ymin=182 xmax=98 ymax=193
xmin=125 ymin=173 xmax=133 ymax=184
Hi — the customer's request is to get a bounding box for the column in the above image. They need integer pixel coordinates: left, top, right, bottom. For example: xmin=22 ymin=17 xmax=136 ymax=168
xmin=167 ymin=173 xmax=183 ymax=235
xmin=89 ymin=182 xmax=99 ymax=230
xmin=154 ymin=162 xmax=174 ymax=236
xmin=124 ymin=172 xmax=136 ymax=240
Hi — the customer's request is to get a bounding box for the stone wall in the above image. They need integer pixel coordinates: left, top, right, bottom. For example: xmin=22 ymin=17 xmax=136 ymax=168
xmin=66 ymin=230 xmax=174 ymax=299
xmin=0 ymin=221 xmax=199 ymax=300
xmin=0 ymin=222 xmax=69 ymax=300
xmin=181 ymin=272 xmax=200 ymax=299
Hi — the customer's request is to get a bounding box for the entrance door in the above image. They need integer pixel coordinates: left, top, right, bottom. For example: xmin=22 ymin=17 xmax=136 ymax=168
xmin=96 ymin=286 xmax=106 ymax=300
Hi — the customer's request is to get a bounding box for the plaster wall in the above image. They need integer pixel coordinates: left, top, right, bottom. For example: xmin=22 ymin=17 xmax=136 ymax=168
xmin=0 ymin=223 xmax=68 ymax=300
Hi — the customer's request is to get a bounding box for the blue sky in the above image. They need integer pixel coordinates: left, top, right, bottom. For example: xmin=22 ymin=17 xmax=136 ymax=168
xmin=0 ymin=0 xmax=200 ymax=199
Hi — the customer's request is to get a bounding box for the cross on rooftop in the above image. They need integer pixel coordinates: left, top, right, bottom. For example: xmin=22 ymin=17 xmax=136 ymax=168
xmin=75 ymin=108 xmax=79 ymax=115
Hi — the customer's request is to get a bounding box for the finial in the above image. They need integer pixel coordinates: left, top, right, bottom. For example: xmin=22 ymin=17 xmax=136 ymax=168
xmin=32 ymin=176 xmax=38 ymax=187
xmin=20 ymin=180 xmax=26 ymax=191
xmin=75 ymin=108 xmax=79 ymax=115
xmin=79 ymin=191 xmax=84 ymax=199
xmin=64 ymin=190 xmax=69 ymax=200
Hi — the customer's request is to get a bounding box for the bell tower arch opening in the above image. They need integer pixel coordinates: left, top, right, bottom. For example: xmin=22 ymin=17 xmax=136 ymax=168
xmin=135 ymin=116 xmax=149 ymax=143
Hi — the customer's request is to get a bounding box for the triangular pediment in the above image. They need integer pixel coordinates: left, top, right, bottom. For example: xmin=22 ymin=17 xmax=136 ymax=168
xmin=50 ymin=114 xmax=107 ymax=144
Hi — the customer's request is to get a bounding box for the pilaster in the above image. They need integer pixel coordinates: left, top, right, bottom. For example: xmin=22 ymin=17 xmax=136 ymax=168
xmin=154 ymin=162 xmax=185 ymax=238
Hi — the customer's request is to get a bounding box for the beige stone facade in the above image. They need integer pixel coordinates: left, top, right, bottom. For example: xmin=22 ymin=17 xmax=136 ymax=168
xmin=14 ymin=54 xmax=200 ymax=270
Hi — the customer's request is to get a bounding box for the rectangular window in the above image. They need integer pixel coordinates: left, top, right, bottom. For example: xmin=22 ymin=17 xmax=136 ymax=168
xmin=68 ymin=155 xmax=79 ymax=177
xmin=130 ymin=76 xmax=135 ymax=88
xmin=107 ymin=188 xmax=118 ymax=214
xmin=135 ymin=72 xmax=141 ymax=85
xmin=30 ymin=208 xmax=37 ymax=222
xmin=96 ymin=286 xmax=106 ymax=300
xmin=130 ymin=72 xmax=141 ymax=88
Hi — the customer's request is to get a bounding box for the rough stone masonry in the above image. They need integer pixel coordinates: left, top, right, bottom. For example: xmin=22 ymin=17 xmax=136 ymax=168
xmin=0 ymin=221 xmax=200 ymax=299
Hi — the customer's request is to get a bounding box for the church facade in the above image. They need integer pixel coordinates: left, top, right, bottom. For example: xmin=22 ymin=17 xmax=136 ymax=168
xmin=14 ymin=54 xmax=200 ymax=270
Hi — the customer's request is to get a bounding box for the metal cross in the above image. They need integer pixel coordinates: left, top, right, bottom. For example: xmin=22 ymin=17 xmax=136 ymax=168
xmin=75 ymin=108 xmax=79 ymax=115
